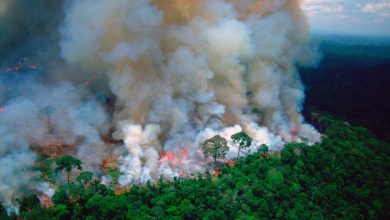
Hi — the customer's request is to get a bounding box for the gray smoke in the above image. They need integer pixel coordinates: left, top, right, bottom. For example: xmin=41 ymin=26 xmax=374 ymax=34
xmin=0 ymin=0 xmax=321 ymax=212
xmin=60 ymin=0 xmax=321 ymax=185
xmin=0 ymin=76 xmax=108 ymax=211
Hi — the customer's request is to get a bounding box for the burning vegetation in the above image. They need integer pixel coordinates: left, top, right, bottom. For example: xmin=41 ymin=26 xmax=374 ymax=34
xmin=0 ymin=0 xmax=327 ymax=215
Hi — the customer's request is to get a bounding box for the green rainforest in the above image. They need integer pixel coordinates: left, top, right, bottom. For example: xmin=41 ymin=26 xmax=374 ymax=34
xmin=1 ymin=1 xmax=390 ymax=219
xmin=2 ymin=114 xmax=388 ymax=220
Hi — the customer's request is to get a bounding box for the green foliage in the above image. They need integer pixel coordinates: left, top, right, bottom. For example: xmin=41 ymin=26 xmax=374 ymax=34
xmin=202 ymin=135 xmax=229 ymax=163
xmin=13 ymin=116 xmax=390 ymax=219
xmin=55 ymin=155 xmax=82 ymax=173
xmin=231 ymin=131 xmax=252 ymax=159
xmin=251 ymin=107 xmax=262 ymax=115
xmin=54 ymin=204 xmax=69 ymax=219
xmin=35 ymin=156 xmax=56 ymax=182
xmin=55 ymin=155 xmax=82 ymax=183
xmin=77 ymin=171 xmax=93 ymax=185
xmin=259 ymin=144 xmax=269 ymax=158
xmin=108 ymin=168 xmax=121 ymax=185
xmin=0 ymin=206 xmax=10 ymax=220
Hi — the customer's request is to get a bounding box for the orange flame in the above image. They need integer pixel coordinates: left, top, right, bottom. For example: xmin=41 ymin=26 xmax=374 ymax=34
xmin=228 ymin=161 xmax=236 ymax=167
xmin=291 ymin=126 xmax=298 ymax=136
xmin=160 ymin=151 xmax=176 ymax=161
xmin=179 ymin=149 xmax=189 ymax=159
xmin=114 ymin=186 xmax=131 ymax=195
xmin=159 ymin=148 xmax=189 ymax=162
xmin=212 ymin=168 xmax=222 ymax=178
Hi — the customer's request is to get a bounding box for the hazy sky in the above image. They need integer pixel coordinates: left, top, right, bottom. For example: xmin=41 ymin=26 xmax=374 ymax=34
xmin=302 ymin=0 xmax=390 ymax=36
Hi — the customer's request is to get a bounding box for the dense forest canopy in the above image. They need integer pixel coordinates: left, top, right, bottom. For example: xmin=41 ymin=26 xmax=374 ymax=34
xmin=1 ymin=115 xmax=388 ymax=219
xmin=301 ymin=34 xmax=390 ymax=141
xmin=0 ymin=0 xmax=389 ymax=219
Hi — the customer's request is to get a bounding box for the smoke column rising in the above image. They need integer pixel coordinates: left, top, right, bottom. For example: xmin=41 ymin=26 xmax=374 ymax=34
xmin=61 ymin=0 xmax=321 ymax=185
xmin=0 ymin=0 xmax=321 ymax=211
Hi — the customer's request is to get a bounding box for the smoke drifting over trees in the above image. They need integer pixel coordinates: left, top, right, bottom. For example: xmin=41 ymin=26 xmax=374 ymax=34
xmin=0 ymin=0 xmax=321 ymax=212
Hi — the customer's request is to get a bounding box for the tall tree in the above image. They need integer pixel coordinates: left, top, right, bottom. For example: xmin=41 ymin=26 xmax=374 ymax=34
xmin=231 ymin=131 xmax=252 ymax=159
xmin=55 ymin=155 xmax=82 ymax=183
xmin=259 ymin=144 xmax=269 ymax=158
xmin=202 ymin=135 xmax=229 ymax=164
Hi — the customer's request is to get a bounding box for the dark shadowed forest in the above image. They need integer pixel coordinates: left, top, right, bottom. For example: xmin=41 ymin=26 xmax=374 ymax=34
xmin=301 ymin=33 xmax=390 ymax=141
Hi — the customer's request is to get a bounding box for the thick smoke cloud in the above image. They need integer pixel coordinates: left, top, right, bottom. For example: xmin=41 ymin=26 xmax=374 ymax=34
xmin=61 ymin=0 xmax=321 ymax=185
xmin=0 ymin=0 xmax=321 ymax=212
xmin=0 ymin=74 xmax=108 ymax=212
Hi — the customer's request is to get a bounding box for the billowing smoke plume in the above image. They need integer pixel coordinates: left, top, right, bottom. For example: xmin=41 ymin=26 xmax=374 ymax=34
xmin=0 ymin=0 xmax=321 ymax=212
xmin=61 ymin=0 xmax=320 ymax=185
xmin=0 ymin=75 xmax=108 ymax=212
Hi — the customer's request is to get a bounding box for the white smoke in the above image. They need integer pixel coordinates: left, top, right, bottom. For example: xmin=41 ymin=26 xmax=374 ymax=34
xmin=0 ymin=78 xmax=108 ymax=211
xmin=36 ymin=182 xmax=55 ymax=199
xmin=0 ymin=0 xmax=322 ymax=213
xmin=0 ymin=149 xmax=36 ymax=214
xmin=60 ymin=0 xmax=321 ymax=185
